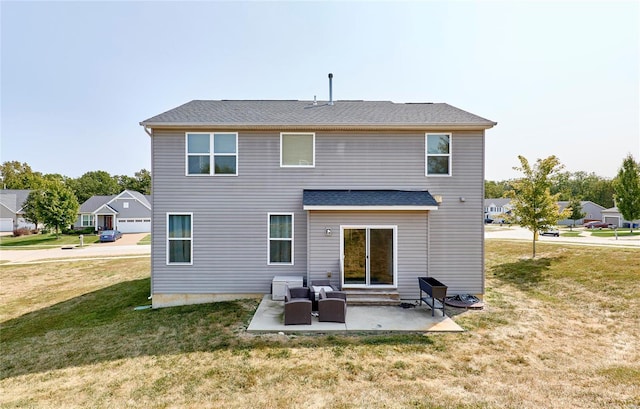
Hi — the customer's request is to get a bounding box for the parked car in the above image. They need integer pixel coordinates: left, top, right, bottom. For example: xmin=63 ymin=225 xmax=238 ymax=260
xmin=99 ymin=230 xmax=123 ymax=242
xmin=540 ymin=228 xmax=560 ymax=237
xmin=583 ymin=221 xmax=613 ymax=230
xmin=484 ymin=218 xmax=493 ymax=224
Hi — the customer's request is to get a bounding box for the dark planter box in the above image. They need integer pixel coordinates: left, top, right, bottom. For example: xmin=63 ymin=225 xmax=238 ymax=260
xmin=418 ymin=277 xmax=447 ymax=298
xmin=418 ymin=277 xmax=448 ymax=316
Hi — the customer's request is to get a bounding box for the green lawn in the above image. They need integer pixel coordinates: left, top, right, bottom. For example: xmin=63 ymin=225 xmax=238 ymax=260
xmin=0 ymin=233 xmax=100 ymax=248
xmin=589 ymin=228 xmax=640 ymax=237
xmin=137 ymin=234 xmax=151 ymax=245
xmin=1 ymin=242 xmax=638 ymax=408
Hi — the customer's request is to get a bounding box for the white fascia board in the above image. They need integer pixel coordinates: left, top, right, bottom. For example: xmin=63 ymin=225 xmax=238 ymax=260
xmin=93 ymin=204 xmax=119 ymax=214
xmin=303 ymin=205 xmax=438 ymax=211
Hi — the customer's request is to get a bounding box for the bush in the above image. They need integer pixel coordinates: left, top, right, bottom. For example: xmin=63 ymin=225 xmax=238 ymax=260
xmin=13 ymin=228 xmax=31 ymax=237
xmin=62 ymin=226 xmax=94 ymax=235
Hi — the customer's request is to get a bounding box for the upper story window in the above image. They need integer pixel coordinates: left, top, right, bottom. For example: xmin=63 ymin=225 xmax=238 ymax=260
xmin=426 ymin=133 xmax=451 ymax=176
xmin=186 ymin=132 xmax=238 ymax=176
xmin=281 ymin=133 xmax=315 ymax=167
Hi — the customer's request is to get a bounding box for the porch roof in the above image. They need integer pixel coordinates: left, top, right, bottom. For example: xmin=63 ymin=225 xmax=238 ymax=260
xmin=302 ymin=190 xmax=439 ymax=211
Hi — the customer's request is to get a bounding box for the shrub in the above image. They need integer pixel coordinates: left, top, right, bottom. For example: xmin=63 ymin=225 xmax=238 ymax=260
xmin=13 ymin=228 xmax=31 ymax=237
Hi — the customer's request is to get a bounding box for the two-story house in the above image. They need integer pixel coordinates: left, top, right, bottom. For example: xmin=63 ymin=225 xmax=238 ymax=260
xmin=141 ymin=99 xmax=496 ymax=308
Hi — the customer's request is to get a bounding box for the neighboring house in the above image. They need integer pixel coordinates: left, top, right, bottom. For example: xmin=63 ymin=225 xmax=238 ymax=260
xmin=75 ymin=190 xmax=151 ymax=233
xmin=557 ymin=201 xmax=605 ymax=226
xmin=484 ymin=199 xmax=606 ymax=226
xmin=141 ymin=99 xmax=497 ymax=308
xmin=601 ymin=206 xmax=639 ymax=228
xmin=484 ymin=198 xmax=513 ymax=221
xmin=0 ymin=189 xmax=37 ymax=232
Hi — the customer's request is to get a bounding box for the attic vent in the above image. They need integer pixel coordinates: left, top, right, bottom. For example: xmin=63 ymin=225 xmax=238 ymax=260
xmin=123 ymin=202 xmax=129 ymax=208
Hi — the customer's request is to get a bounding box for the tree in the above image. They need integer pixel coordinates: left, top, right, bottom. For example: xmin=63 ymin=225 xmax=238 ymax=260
xmin=116 ymin=169 xmax=151 ymax=195
xmin=506 ymin=155 xmax=571 ymax=258
xmin=0 ymin=161 xmax=43 ymax=189
xmin=25 ymin=180 xmax=79 ymax=237
xmin=69 ymin=171 xmax=120 ymax=203
xmin=566 ymin=197 xmax=586 ymax=230
xmin=485 ymin=180 xmax=513 ymax=199
xmin=613 ymin=154 xmax=640 ymax=233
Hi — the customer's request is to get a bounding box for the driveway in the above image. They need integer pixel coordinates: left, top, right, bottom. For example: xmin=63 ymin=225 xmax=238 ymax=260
xmin=0 ymin=233 xmax=151 ymax=264
xmin=485 ymin=225 xmax=640 ymax=248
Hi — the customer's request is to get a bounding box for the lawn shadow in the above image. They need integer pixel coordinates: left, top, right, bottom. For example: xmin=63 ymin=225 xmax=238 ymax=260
xmin=490 ymin=256 xmax=564 ymax=291
xmin=1 ymin=279 xmax=436 ymax=380
xmin=0 ymin=278 xmax=258 ymax=379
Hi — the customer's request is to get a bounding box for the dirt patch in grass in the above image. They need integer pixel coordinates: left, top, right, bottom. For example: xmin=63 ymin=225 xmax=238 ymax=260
xmin=1 ymin=242 xmax=639 ymax=408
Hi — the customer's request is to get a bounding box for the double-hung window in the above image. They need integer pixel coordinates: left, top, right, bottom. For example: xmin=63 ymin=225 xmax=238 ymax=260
xmin=281 ymin=133 xmax=315 ymax=167
xmin=167 ymin=213 xmax=192 ymax=264
xmin=426 ymin=133 xmax=451 ymax=176
xmin=186 ymin=132 xmax=238 ymax=175
xmin=268 ymin=213 xmax=293 ymax=264
xmin=81 ymin=214 xmax=93 ymax=227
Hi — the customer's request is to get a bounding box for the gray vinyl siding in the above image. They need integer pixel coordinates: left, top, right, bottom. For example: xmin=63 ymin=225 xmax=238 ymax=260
xmin=151 ymin=130 xmax=485 ymax=296
xmin=307 ymin=211 xmax=428 ymax=299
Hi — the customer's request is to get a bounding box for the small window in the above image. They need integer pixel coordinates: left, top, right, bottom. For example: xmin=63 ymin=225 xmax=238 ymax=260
xmin=281 ymin=133 xmax=315 ymax=167
xmin=268 ymin=213 xmax=293 ymax=264
xmin=426 ymin=133 xmax=451 ymax=176
xmin=167 ymin=213 xmax=192 ymax=264
xmin=186 ymin=133 xmax=237 ymax=176
xmin=123 ymin=202 xmax=129 ymax=208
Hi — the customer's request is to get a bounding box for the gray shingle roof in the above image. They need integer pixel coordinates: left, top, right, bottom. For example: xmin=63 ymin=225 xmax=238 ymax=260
xmin=303 ymin=190 xmax=438 ymax=208
xmin=141 ymin=100 xmax=496 ymax=129
xmin=79 ymin=195 xmax=115 ymax=213
xmin=0 ymin=190 xmax=31 ymax=213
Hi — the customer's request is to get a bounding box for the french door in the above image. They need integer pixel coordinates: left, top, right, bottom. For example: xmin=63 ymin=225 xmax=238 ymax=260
xmin=341 ymin=226 xmax=396 ymax=287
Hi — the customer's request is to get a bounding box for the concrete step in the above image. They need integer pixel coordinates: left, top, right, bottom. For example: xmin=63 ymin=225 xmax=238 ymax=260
xmin=343 ymin=289 xmax=401 ymax=306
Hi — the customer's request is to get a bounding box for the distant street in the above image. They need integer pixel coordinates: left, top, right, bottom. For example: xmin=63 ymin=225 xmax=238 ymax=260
xmin=0 ymin=233 xmax=150 ymax=264
xmin=485 ymin=225 xmax=640 ymax=248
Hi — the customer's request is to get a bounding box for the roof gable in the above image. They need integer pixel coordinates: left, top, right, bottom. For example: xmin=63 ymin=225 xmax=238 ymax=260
xmin=79 ymin=195 xmax=115 ymax=213
xmin=0 ymin=190 xmax=31 ymax=213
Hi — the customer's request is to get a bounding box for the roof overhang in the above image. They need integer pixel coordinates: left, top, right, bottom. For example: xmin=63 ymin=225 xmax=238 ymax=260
xmin=140 ymin=123 xmax=496 ymax=133
xmin=302 ymin=190 xmax=439 ymax=211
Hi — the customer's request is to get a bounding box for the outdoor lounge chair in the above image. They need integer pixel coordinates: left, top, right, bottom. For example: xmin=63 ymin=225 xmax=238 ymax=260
xmin=318 ymin=288 xmax=347 ymax=323
xmin=309 ymin=279 xmax=338 ymax=310
xmin=284 ymin=286 xmax=312 ymax=325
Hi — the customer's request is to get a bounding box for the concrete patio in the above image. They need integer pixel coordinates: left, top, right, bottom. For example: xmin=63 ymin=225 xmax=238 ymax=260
xmin=247 ymin=295 xmax=464 ymax=333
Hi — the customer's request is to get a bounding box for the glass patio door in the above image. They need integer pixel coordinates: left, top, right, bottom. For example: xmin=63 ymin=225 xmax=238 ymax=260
xmin=342 ymin=227 xmax=395 ymax=287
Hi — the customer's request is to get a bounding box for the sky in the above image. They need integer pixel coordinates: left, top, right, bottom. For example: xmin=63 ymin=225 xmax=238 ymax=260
xmin=1 ymin=1 xmax=638 ymax=181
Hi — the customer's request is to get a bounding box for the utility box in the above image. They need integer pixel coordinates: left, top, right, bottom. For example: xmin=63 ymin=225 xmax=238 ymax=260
xmin=271 ymin=276 xmax=304 ymax=301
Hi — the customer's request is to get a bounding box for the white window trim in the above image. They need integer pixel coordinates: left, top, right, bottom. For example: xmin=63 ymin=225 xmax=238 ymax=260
xmin=267 ymin=212 xmax=294 ymax=265
xmin=280 ymin=132 xmax=315 ymax=168
xmin=166 ymin=212 xmax=193 ymax=265
xmin=425 ymin=133 xmax=452 ymax=177
xmin=185 ymin=132 xmax=238 ymax=176
xmin=81 ymin=214 xmax=94 ymax=227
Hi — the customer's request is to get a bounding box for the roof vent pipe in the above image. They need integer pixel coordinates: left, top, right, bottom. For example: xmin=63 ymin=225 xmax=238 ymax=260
xmin=328 ymin=73 xmax=334 ymax=106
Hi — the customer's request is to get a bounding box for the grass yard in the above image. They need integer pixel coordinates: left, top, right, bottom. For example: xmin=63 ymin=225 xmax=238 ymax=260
xmin=1 ymin=242 xmax=639 ymax=408
xmin=137 ymin=234 xmax=151 ymax=245
xmin=0 ymin=233 xmax=100 ymax=249
xmin=589 ymin=228 xmax=640 ymax=238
